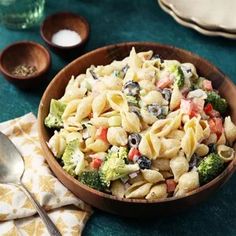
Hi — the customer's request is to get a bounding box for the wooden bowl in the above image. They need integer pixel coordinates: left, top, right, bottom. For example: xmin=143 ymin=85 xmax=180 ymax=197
xmin=38 ymin=42 xmax=236 ymax=217
xmin=0 ymin=41 xmax=51 ymax=89
xmin=40 ymin=12 xmax=90 ymax=58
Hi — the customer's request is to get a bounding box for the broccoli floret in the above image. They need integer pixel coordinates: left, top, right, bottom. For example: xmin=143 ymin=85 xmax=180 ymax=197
xmin=118 ymin=147 xmax=128 ymax=159
xmin=168 ymin=64 xmax=185 ymax=89
xmin=78 ymin=171 xmax=105 ymax=191
xmin=44 ymin=99 xmax=66 ymax=129
xmin=206 ymin=91 xmax=228 ymax=114
xmin=126 ymin=95 xmax=139 ymax=106
xmin=197 ymin=153 xmax=225 ymax=185
xmin=175 ymin=66 xmax=185 ymax=89
xmin=107 ymin=146 xmax=128 ymax=160
xmin=62 ymin=139 xmax=85 ymax=176
xmin=99 ymin=153 xmax=139 ymax=187
xmin=106 ymin=148 xmax=119 ymax=160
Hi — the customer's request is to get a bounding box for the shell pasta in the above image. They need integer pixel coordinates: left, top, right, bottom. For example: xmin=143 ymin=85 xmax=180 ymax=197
xmin=45 ymin=47 xmax=236 ymax=200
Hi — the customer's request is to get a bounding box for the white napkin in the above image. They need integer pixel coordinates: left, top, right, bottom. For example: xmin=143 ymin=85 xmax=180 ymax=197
xmin=0 ymin=113 xmax=92 ymax=235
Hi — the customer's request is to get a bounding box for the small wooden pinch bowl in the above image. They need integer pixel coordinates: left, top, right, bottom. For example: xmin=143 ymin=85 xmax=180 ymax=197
xmin=40 ymin=12 xmax=89 ymax=58
xmin=0 ymin=41 xmax=51 ymax=89
xmin=38 ymin=42 xmax=236 ymax=217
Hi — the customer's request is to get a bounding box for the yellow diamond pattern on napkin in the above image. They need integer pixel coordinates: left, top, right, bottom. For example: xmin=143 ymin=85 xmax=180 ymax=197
xmin=0 ymin=113 xmax=92 ymax=235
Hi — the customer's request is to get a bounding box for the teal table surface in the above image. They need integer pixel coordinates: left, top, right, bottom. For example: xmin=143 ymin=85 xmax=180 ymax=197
xmin=1 ymin=0 xmax=236 ymax=235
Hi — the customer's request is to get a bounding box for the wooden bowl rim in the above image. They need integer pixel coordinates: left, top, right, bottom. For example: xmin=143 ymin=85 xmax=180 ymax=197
xmin=38 ymin=41 xmax=236 ymax=204
xmin=40 ymin=11 xmax=90 ymax=50
xmin=0 ymin=41 xmax=51 ymax=80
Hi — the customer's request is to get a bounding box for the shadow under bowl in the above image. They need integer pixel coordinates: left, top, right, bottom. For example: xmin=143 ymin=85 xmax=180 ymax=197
xmin=40 ymin=12 xmax=90 ymax=59
xmin=0 ymin=41 xmax=51 ymax=89
xmin=38 ymin=42 xmax=236 ymax=217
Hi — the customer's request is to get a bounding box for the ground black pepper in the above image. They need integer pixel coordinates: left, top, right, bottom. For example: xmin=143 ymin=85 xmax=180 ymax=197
xmin=12 ymin=64 xmax=37 ymax=77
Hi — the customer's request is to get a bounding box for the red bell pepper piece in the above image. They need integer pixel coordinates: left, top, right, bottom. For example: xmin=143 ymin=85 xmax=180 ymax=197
xmin=204 ymin=103 xmax=221 ymax=117
xmin=90 ymin=158 xmax=103 ymax=169
xmin=128 ymin=147 xmax=141 ymax=161
xmin=95 ymin=127 xmax=108 ymax=142
xmin=204 ymin=103 xmax=213 ymax=114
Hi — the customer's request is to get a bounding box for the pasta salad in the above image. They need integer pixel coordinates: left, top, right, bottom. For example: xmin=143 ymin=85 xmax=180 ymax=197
xmin=45 ymin=48 xmax=236 ymax=200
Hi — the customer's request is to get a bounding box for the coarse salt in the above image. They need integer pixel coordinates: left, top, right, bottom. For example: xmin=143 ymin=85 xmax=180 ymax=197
xmin=51 ymin=29 xmax=81 ymax=47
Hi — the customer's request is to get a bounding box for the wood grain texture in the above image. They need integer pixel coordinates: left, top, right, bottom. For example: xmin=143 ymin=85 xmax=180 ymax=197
xmin=40 ymin=12 xmax=90 ymax=58
xmin=38 ymin=42 xmax=236 ymax=217
xmin=0 ymin=41 xmax=51 ymax=89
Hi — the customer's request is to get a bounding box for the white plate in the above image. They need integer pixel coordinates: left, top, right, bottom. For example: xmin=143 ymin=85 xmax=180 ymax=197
xmin=162 ymin=0 xmax=236 ymax=33
xmin=158 ymin=0 xmax=236 ymax=40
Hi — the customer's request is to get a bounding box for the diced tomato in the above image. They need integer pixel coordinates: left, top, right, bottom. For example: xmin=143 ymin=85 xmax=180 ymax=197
xmin=156 ymin=76 xmax=172 ymax=89
xmin=202 ymin=79 xmax=213 ymax=91
xmin=208 ymin=118 xmax=223 ymax=137
xmin=90 ymin=158 xmax=102 ymax=169
xmin=180 ymin=99 xmax=197 ymax=117
xmin=204 ymin=103 xmax=220 ymax=118
xmin=204 ymin=103 xmax=213 ymax=114
xmin=180 ymin=98 xmax=204 ymax=117
xmin=128 ymin=147 xmax=141 ymax=161
xmin=95 ymin=127 xmax=108 ymax=142
xmin=166 ymin=179 xmax=177 ymax=193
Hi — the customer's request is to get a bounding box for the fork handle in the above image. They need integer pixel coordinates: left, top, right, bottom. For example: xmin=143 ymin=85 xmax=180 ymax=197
xmin=19 ymin=182 xmax=62 ymax=236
